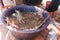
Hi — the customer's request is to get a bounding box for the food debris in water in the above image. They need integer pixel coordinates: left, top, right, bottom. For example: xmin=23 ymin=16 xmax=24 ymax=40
xmin=5 ymin=12 xmax=46 ymax=30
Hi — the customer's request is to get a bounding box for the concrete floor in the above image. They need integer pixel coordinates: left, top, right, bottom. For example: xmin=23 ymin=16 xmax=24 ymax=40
xmin=0 ymin=22 xmax=60 ymax=40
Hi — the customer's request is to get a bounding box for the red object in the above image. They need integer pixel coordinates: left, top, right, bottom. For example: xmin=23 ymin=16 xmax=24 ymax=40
xmin=46 ymin=1 xmax=51 ymax=9
xmin=0 ymin=3 xmax=3 ymax=10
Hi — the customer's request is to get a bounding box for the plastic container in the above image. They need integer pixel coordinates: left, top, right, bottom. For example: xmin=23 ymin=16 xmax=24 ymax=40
xmin=1 ymin=5 xmax=50 ymax=39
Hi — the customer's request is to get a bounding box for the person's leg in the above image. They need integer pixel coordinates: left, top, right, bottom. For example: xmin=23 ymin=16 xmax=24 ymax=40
xmin=47 ymin=11 xmax=57 ymax=21
xmin=52 ymin=11 xmax=57 ymax=18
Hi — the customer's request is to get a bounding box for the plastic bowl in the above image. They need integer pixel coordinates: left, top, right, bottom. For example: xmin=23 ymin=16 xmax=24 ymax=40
xmin=1 ymin=5 xmax=50 ymax=39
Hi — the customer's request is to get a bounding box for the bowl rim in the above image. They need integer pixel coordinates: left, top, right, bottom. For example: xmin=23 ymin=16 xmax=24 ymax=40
xmin=1 ymin=5 xmax=50 ymax=33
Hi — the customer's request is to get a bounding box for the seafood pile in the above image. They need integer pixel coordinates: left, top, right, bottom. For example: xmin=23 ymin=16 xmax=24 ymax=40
xmin=5 ymin=11 xmax=46 ymax=30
